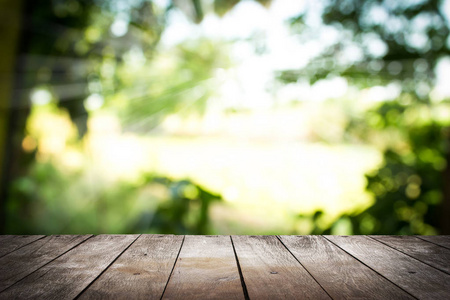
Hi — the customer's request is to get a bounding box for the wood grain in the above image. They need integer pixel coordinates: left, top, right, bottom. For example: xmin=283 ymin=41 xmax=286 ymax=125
xmin=162 ymin=235 xmax=244 ymax=300
xmin=279 ymin=235 xmax=413 ymax=299
xmin=78 ymin=234 xmax=183 ymax=300
xmin=0 ymin=235 xmax=448 ymax=299
xmin=0 ymin=235 xmax=91 ymax=292
xmin=417 ymin=235 xmax=450 ymax=250
xmin=0 ymin=234 xmax=138 ymax=300
xmin=371 ymin=235 xmax=450 ymax=274
xmin=0 ymin=235 xmax=44 ymax=258
xmin=326 ymin=235 xmax=450 ymax=299
xmin=232 ymin=235 xmax=330 ymax=299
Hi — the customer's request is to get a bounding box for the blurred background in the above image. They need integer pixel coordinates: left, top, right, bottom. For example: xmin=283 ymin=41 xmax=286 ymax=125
xmin=1 ymin=0 xmax=449 ymax=235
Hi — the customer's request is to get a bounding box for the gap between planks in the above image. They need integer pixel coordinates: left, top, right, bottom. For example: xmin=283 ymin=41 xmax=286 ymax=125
xmin=322 ymin=236 xmax=418 ymax=299
xmin=325 ymin=235 xmax=450 ymax=299
xmin=0 ymin=235 xmax=139 ymax=299
xmin=415 ymin=235 xmax=450 ymax=250
xmin=277 ymin=235 xmax=413 ymax=299
xmin=74 ymin=234 xmax=142 ymax=299
xmin=0 ymin=235 xmax=93 ymax=293
xmin=275 ymin=235 xmax=333 ymax=299
xmin=160 ymin=235 xmax=185 ymax=300
xmin=161 ymin=235 xmax=244 ymax=299
xmin=230 ymin=236 xmax=250 ymax=300
xmin=0 ymin=235 xmax=46 ymax=258
xmin=368 ymin=235 xmax=450 ymax=275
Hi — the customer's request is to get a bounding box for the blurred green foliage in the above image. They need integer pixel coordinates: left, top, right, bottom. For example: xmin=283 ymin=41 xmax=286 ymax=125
xmin=282 ymin=0 xmax=449 ymax=90
xmin=112 ymin=38 xmax=232 ymax=131
xmin=15 ymin=0 xmax=166 ymax=136
xmin=7 ymin=158 xmax=221 ymax=234
xmin=347 ymin=100 xmax=449 ymax=234
xmin=287 ymin=0 xmax=450 ymax=234
xmin=3 ymin=0 xmax=450 ymax=235
xmin=137 ymin=177 xmax=222 ymax=234
xmin=1 ymin=0 xmax=259 ymax=234
xmin=300 ymin=100 xmax=450 ymax=235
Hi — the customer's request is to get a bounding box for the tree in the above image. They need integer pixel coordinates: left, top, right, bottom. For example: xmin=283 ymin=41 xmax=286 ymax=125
xmin=0 ymin=0 xmax=24 ymax=232
xmin=282 ymin=0 xmax=450 ymax=234
xmin=0 ymin=0 xmax=272 ymax=233
xmin=0 ymin=0 xmax=166 ymax=233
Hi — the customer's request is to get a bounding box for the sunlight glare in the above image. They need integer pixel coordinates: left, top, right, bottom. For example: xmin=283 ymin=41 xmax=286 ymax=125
xmin=30 ymin=88 xmax=52 ymax=106
xmin=111 ymin=14 xmax=129 ymax=37
xmin=84 ymin=93 xmax=104 ymax=111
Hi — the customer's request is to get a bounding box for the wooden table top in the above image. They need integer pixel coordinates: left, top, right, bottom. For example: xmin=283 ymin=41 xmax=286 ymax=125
xmin=0 ymin=235 xmax=448 ymax=299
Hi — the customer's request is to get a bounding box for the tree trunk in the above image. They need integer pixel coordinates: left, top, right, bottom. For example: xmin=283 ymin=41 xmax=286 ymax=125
xmin=441 ymin=130 xmax=450 ymax=234
xmin=0 ymin=0 xmax=25 ymax=233
xmin=0 ymin=0 xmax=31 ymax=233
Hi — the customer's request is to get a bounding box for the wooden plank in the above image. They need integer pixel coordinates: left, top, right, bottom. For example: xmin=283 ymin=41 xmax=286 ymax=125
xmin=0 ymin=235 xmax=91 ymax=292
xmin=78 ymin=234 xmax=183 ymax=300
xmin=232 ymin=235 xmax=330 ymax=299
xmin=279 ymin=235 xmax=413 ymax=299
xmin=162 ymin=235 xmax=244 ymax=300
xmin=371 ymin=235 xmax=450 ymax=274
xmin=0 ymin=234 xmax=138 ymax=300
xmin=417 ymin=235 xmax=450 ymax=250
xmin=0 ymin=235 xmax=44 ymax=258
xmin=326 ymin=235 xmax=450 ymax=299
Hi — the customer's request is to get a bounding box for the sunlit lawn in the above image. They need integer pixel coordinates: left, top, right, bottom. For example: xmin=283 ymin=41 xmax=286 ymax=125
xmin=28 ymin=107 xmax=382 ymax=234
xmin=142 ymin=136 xmax=381 ymax=234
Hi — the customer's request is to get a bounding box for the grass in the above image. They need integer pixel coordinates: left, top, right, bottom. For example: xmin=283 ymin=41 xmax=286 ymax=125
xmin=142 ymin=136 xmax=382 ymax=234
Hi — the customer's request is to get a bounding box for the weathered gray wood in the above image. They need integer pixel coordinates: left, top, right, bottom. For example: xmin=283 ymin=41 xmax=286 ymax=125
xmin=162 ymin=235 xmax=244 ymax=300
xmin=326 ymin=235 xmax=450 ymax=299
xmin=78 ymin=234 xmax=183 ymax=300
xmin=417 ymin=235 xmax=450 ymax=250
xmin=0 ymin=234 xmax=449 ymax=299
xmin=0 ymin=235 xmax=91 ymax=292
xmin=371 ymin=235 xmax=450 ymax=274
xmin=0 ymin=234 xmax=138 ymax=300
xmin=232 ymin=235 xmax=330 ymax=299
xmin=279 ymin=235 xmax=413 ymax=299
xmin=0 ymin=235 xmax=44 ymax=257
